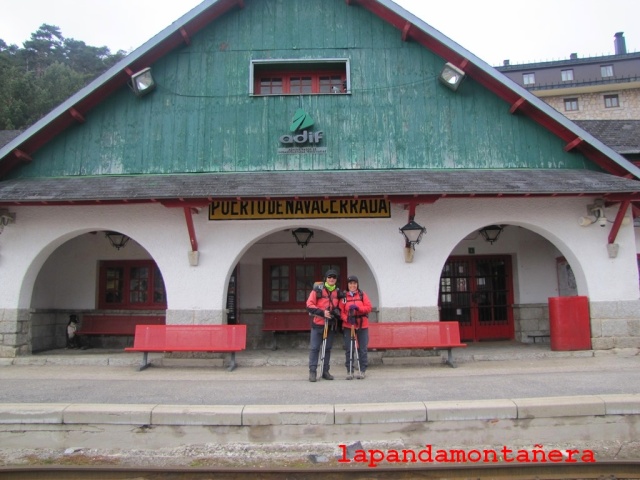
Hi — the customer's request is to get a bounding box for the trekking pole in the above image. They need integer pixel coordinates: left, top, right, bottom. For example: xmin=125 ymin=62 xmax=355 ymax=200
xmin=353 ymin=326 xmax=362 ymax=378
xmin=348 ymin=323 xmax=355 ymax=378
xmin=318 ymin=317 xmax=329 ymax=378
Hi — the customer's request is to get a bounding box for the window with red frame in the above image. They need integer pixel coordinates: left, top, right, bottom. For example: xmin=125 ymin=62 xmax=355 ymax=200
xmin=263 ymin=258 xmax=347 ymax=309
xmin=252 ymin=60 xmax=348 ymax=95
xmin=99 ymin=260 xmax=167 ymax=310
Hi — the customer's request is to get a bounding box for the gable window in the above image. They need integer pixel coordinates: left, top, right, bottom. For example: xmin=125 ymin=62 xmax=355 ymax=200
xmin=99 ymin=260 xmax=167 ymax=310
xmin=604 ymin=94 xmax=620 ymax=108
xmin=561 ymin=69 xmax=574 ymax=82
xmin=522 ymin=73 xmax=535 ymax=86
xmin=251 ymin=59 xmax=350 ymax=96
xmin=564 ymin=98 xmax=579 ymax=112
xmin=601 ymin=65 xmax=614 ymax=78
xmin=263 ymin=258 xmax=347 ymax=309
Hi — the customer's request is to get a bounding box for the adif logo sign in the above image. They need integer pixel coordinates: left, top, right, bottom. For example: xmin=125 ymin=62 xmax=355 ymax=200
xmin=278 ymin=109 xmax=326 ymax=154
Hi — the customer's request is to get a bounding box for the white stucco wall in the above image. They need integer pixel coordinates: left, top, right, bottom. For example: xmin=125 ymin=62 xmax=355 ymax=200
xmin=0 ymin=196 xmax=637 ymax=314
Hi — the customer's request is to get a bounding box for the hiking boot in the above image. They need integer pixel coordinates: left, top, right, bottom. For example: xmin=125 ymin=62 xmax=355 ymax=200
xmin=346 ymin=373 xmax=354 ymax=380
xmin=309 ymin=372 xmax=317 ymax=382
xmin=356 ymin=371 xmax=366 ymax=379
xmin=322 ymin=372 xmax=334 ymax=380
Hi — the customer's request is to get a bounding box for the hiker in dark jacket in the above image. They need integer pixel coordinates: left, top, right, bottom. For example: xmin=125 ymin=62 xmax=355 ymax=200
xmin=306 ymin=269 xmax=342 ymax=382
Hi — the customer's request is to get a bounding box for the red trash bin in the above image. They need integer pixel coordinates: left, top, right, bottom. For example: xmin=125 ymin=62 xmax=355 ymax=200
xmin=548 ymin=296 xmax=592 ymax=351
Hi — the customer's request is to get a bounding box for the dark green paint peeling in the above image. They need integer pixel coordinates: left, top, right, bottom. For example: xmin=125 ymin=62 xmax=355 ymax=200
xmin=8 ymin=0 xmax=596 ymax=180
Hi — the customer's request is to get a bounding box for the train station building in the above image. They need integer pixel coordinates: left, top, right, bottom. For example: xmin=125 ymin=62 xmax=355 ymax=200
xmin=1 ymin=0 xmax=640 ymax=357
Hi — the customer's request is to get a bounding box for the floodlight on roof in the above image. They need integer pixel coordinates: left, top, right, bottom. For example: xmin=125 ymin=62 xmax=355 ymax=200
xmin=130 ymin=68 xmax=156 ymax=97
xmin=439 ymin=62 xmax=466 ymax=91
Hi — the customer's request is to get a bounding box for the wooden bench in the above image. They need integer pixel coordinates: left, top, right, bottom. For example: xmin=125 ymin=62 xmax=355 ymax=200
xmin=263 ymin=312 xmax=310 ymax=349
xmin=368 ymin=321 xmax=467 ymax=368
xmin=76 ymin=314 xmax=165 ymax=336
xmin=125 ymin=324 xmax=246 ymax=371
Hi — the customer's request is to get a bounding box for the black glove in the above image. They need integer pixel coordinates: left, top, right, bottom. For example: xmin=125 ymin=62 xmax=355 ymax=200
xmin=348 ymin=315 xmax=357 ymax=326
xmin=331 ymin=308 xmax=342 ymax=321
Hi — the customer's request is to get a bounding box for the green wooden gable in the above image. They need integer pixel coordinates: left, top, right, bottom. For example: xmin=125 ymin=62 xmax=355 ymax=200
xmin=3 ymin=0 xmax=602 ymax=180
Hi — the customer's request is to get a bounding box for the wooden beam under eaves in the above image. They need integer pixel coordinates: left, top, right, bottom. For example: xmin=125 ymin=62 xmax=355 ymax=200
xmin=13 ymin=149 xmax=32 ymax=163
xmin=401 ymin=22 xmax=412 ymax=41
xmin=564 ymin=137 xmax=584 ymax=152
xmin=509 ymin=97 xmax=526 ymax=114
xmin=179 ymin=27 xmax=191 ymax=45
xmin=68 ymin=108 xmax=85 ymax=123
xmin=183 ymin=206 xmax=199 ymax=252
xmin=608 ymin=199 xmax=631 ymax=245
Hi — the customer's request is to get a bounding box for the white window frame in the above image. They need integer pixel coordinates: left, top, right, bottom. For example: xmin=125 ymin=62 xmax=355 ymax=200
xmin=249 ymin=58 xmax=351 ymax=96
xmin=561 ymin=69 xmax=574 ymax=82
xmin=522 ymin=73 xmax=535 ymax=86
xmin=601 ymin=65 xmax=614 ymax=78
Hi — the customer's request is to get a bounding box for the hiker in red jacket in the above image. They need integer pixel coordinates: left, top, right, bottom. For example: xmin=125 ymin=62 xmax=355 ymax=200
xmin=306 ymin=269 xmax=343 ymax=382
xmin=340 ymin=275 xmax=372 ymax=379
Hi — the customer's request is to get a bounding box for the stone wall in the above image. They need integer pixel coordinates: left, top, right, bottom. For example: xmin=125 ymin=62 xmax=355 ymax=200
xmin=0 ymin=309 xmax=30 ymax=357
xmin=30 ymin=312 xmax=67 ymax=352
xmin=542 ymin=88 xmax=640 ymax=120
xmin=514 ymin=303 xmax=550 ymax=343
xmin=591 ymin=300 xmax=640 ymax=349
xmin=377 ymin=307 xmax=438 ymax=322
xmin=3 ymin=302 xmax=640 ymax=356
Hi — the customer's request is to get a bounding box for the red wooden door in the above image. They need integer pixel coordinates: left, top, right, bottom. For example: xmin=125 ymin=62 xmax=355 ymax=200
xmin=439 ymin=256 xmax=514 ymax=342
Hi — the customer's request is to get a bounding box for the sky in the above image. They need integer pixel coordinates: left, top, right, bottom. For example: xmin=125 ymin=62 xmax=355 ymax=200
xmin=1 ymin=0 xmax=639 ymax=67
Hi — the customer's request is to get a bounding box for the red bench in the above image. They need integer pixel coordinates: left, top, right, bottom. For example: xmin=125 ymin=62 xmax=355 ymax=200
xmin=368 ymin=321 xmax=467 ymax=368
xmin=125 ymin=324 xmax=246 ymax=371
xmin=76 ymin=314 xmax=165 ymax=336
xmin=263 ymin=311 xmax=310 ymax=349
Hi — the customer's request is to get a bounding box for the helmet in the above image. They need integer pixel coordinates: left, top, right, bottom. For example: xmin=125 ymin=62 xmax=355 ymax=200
xmin=347 ymin=275 xmax=359 ymax=284
xmin=324 ymin=269 xmax=338 ymax=280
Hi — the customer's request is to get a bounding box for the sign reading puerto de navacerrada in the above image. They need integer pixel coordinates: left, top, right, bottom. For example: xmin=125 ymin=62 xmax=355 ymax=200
xmin=209 ymin=198 xmax=390 ymax=220
xmin=278 ymin=108 xmax=326 ymax=154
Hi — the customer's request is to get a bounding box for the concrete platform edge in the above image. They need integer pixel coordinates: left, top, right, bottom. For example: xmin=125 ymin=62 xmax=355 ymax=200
xmin=1 ymin=393 xmax=639 ymax=426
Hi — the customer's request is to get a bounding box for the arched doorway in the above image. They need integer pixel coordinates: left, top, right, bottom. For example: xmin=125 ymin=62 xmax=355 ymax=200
xmin=439 ymin=255 xmax=514 ymax=341
xmin=29 ymin=230 xmax=167 ymax=352
xmin=232 ymin=227 xmax=378 ymax=349
xmin=437 ymin=223 xmax=584 ymax=343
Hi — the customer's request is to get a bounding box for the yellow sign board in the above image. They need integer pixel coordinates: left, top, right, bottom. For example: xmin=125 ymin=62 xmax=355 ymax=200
xmin=209 ymin=198 xmax=390 ymax=220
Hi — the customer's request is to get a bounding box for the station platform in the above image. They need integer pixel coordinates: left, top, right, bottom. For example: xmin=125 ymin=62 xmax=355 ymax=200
xmin=1 ymin=342 xmax=639 ymax=469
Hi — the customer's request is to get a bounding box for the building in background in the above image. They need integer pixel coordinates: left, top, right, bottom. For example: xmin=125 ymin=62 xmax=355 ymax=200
xmin=497 ymin=32 xmax=640 ymax=163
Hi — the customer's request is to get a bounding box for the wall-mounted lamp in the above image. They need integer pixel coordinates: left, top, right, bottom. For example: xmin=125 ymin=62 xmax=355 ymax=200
xmin=130 ymin=67 xmax=156 ymax=97
xmin=399 ymin=220 xmax=426 ymax=249
xmin=439 ymin=62 xmax=466 ymax=91
xmin=399 ymin=220 xmax=426 ymax=262
xmin=578 ymin=199 xmax=608 ymax=227
xmin=292 ymin=228 xmax=314 ymax=248
xmin=292 ymin=228 xmax=314 ymax=259
xmin=105 ymin=231 xmax=130 ymax=250
xmin=479 ymin=225 xmax=504 ymax=245
xmin=0 ymin=209 xmax=16 ymax=234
